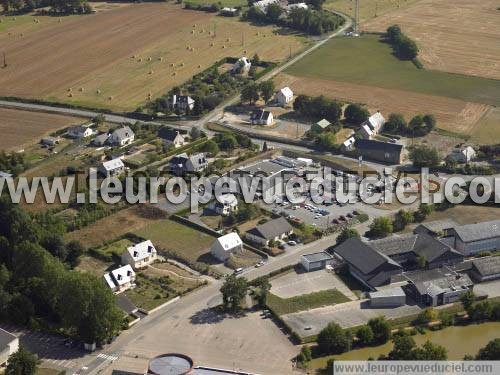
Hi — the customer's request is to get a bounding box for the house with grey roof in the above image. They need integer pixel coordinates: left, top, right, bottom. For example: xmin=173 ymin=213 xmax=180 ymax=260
xmin=332 ymin=238 xmax=403 ymax=289
xmin=109 ymin=126 xmax=135 ymax=146
xmin=0 ymin=328 xmax=19 ymax=366
xmin=370 ymin=233 xmax=464 ymax=270
xmin=470 ymin=256 xmax=500 ymax=282
xmin=245 ymin=217 xmax=293 ymax=247
xmin=169 ymin=152 xmax=208 ymax=175
xmin=67 ymin=124 xmax=93 ymax=139
xmin=169 ymin=95 xmax=195 ymax=114
xmin=158 ymin=128 xmax=186 ymax=148
xmin=250 ymin=110 xmax=273 ymax=126
xmin=92 ymin=133 xmax=110 ymax=147
xmin=450 ymin=219 xmax=500 ymax=255
xmin=414 ymin=219 xmax=457 ymax=237
xmin=300 ymin=251 xmax=335 ymax=272
xmin=404 ymin=268 xmax=473 ymax=306
xmin=355 ymin=139 xmax=403 ymax=164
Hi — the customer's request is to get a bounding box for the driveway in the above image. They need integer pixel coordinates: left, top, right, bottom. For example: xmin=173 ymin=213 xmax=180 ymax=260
xmin=271 ymin=269 xmax=357 ymax=300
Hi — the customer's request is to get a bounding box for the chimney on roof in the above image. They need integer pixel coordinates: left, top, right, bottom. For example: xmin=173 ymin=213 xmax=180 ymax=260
xmin=127 ymin=271 xmax=132 ymax=276
xmin=134 ymin=251 xmax=138 ymax=257
xmin=148 ymin=246 xmax=153 ymax=253
xmin=117 ymin=275 xmax=122 ymax=280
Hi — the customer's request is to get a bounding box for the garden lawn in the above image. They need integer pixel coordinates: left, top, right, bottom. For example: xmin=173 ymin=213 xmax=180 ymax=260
xmin=134 ymin=219 xmax=215 ymax=263
xmin=95 ymin=239 xmax=133 ymax=259
xmin=286 ymin=35 xmax=500 ymax=106
xmin=267 ymin=289 xmax=350 ymax=316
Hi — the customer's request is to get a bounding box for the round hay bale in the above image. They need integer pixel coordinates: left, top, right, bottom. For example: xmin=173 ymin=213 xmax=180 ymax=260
xmin=67 ymin=88 xmax=72 ymax=92
xmin=210 ymin=42 xmax=214 ymax=47
xmin=108 ymin=96 xmax=113 ymax=100
xmin=68 ymin=93 xmax=73 ymax=97
xmin=186 ymin=46 xmax=190 ymax=50
xmin=198 ymin=64 xmax=201 ymax=68
xmin=20 ymin=33 xmax=24 ymax=37
xmin=139 ymin=58 xmax=143 ymax=62
xmin=172 ymin=72 xmax=177 ymax=76
xmin=181 ymin=62 xmax=185 ymax=66
xmin=191 ymin=30 xmax=195 ymax=34
xmin=132 ymin=55 xmax=136 ymax=59
xmin=226 ymin=38 xmax=230 ymax=42
xmin=149 ymin=70 xmax=153 ymax=75
xmin=170 ymin=63 xmax=175 ymax=67
xmin=159 ymin=57 xmax=163 ymax=61
xmin=222 ymin=45 xmax=226 ymax=49
xmin=147 ymin=57 xmax=152 ymax=62
xmin=79 ymin=87 xmax=84 ymax=92
xmin=243 ymin=50 xmax=247 ymax=54
xmin=96 ymin=89 xmax=101 ymax=94
xmin=193 ymin=24 xmax=196 ymax=28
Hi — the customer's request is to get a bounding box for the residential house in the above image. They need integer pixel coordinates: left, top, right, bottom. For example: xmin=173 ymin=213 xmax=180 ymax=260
xmin=250 ymin=110 xmax=273 ymax=126
xmin=98 ymin=157 xmax=125 ymax=176
xmin=311 ymin=119 xmax=330 ymax=133
xmin=41 ymin=136 xmax=60 ymax=147
xmin=121 ymin=240 xmax=158 ymax=269
xmin=300 ymin=252 xmax=335 ymax=272
xmin=450 ymin=219 xmax=500 ymax=255
xmin=169 ymin=95 xmax=195 ymax=114
xmin=158 ymin=128 xmax=187 ymax=148
xmin=357 ymin=124 xmax=374 ymax=139
xmin=104 ymin=265 xmax=136 ymax=294
xmin=404 ymin=268 xmax=473 ymax=306
xmin=210 ymin=193 xmax=238 ymax=216
xmin=447 ymin=146 xmax=476 ymax=164
xmin=254 ymin=0 xmax=279 ymax=12
xmin=470 ymin=256 xmax=500 ymax=282
xmin=92 ymin=133 xmax=110 ymax=147
xmin=363 ymin=111 xmax=385 ymax=134
xmin=221 ymin=7 xmax=239 ymax=16
xmin=286 ymin=2 xmax=308 ymax=12
xmin=355 ymin=139 xmax=403 ymax=164
xmin=370 ymin=233 xmax=464 ymax=270
xmin=245 ymin=217 xmax=293 ymax=246
xmin=0 ymin=329 xmax=19 ymax=367
xmin=232 ymin=56 xmax=252 ymax=74
xmin=211 ymin=232 xmax=243 ymax=262
xmin=109 ymin=126 xmax=135 ymax=146
xmin=413 ymin=219 xmax=457 ymax=237
xmin=67 ymin=124 xmax=93 ymax=139
xmin=275 ymin=87 xmax=294 ymax=107
xmin=169 ymin=152 xmax=208 ymax=175
xmin=332 ymin=238 xmax=403 ymax=289
xmin=341 ymin=136 xmax=356 ymax=152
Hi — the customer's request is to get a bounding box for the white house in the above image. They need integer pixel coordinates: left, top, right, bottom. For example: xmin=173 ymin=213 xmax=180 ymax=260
xmin=232 ymin=57 xmax=252 ymax=74
xmin=341 ymin=136 xmax=356 ymax=152
xmin=98 ymin=157 xmax=125 ymax=176
xmin=286 ymin=2 xmax=308 ymax=12
xmin=169 ymin=95 xmax=195 ymax=113
xmin=447 ymin=146 xmax=476 ymax=163
xmin=357 ymin=124 xmax=374 ymax=139
xmin=211 ymin=232 xmax=243 ymax=262
xmin=121 ymin=240 xmax=158 ymax=269
xmin=67 ymin=124 xmax=93 ymax=139
xmin=104 ymin=265 xmax=136 ymax=294
xmin=363 ymin=112 xmax=385 ymax=134
xmin=275 ymin=87 xmax=294 ymax=107
xmin=250 ymin=110 xmax=273 ymax=126
xmin=0 ymin=328 xmax=19 ymax=367
xmin=159 ymin=128 xmax=187 ymax=148
xmin=109 ymin=126 xmax=135 ymax=146
xmin=210 ymin=193 xmax=238 ymax=216
xmin=254 ymin=0 xmax=279 ymax=13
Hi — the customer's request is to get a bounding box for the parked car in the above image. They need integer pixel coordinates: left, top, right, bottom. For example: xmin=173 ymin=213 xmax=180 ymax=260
xmin=234 ymin=267 xmax=244 ymax=274
xmin=287 ymin=240 xmax=297 ymax=246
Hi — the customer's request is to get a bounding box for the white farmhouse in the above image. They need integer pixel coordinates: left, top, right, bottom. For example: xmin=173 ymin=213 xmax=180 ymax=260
xmin=250 ymin=110 xmax=273 ymax=126
xmin=104 ymin=265 xmax=136 ymax=294
xmin=275 ymin=87 xmax=294 ymax=107
xmin=67 ymin=124 xmax=93 ymax=139
xmin=98 ymin=157 xmax=125 ymax=176
xmin=0 ymin=328 xmax=19 ymax=367
xmin=363 ymin=111 xmax=385 ymax=134
xmin=447 ymin=146 xmax=476 ymax=163
xmin=232 ymin=56 xmax=252 ymax=74
xmin=121 ymin=240 xmax=158 ymax=269
xmin=211 ymin=232 xmax=243 ymax=262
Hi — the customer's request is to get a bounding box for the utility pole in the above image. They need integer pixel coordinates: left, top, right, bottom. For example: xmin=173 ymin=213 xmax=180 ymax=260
xmin=354 ymin=0 xmax=360 ymax=34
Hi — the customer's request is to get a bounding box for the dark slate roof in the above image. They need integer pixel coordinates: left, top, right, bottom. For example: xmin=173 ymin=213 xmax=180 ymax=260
xmin=370 ymin=233 xmax=461 ymax=263
xmin=454 ymin=220 xmax=500 ymax=243
xmin=415 ymin=219 xmax=457 ymax=234
xmin=247 ymin=217 xmax=292 ymax=240
xmin=159 ymin=127 xmax=183 ymax=142
xmin=0 ymin=328 xmax=16 ymax=350
xmin=472 ymin=256 xmax=500 ymax=276
xmin=356 ymin=139 xmax=403 ymax=154
xmin=333 ymin=238 xmax=401 ymax=275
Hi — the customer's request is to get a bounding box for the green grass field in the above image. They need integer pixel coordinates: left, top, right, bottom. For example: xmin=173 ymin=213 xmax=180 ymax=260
xmin=95 ymin=239 xmax=133 ymax=259
xmin=267 ymin=289 xmax=350 ymax=316
xmin=286 ymin=35 xmax=500 ymax=106
xmin=134 ymin=219 xmax=215 ymax=263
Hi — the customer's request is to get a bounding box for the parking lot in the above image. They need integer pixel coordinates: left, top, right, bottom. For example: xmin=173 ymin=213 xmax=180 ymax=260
xmin=0 ymin=323 xmax=86 ymax=372
xmin=270 ymin=269 xmax=357 ymax=300
xmin=281 ymin=299 xmax=421 ymax=337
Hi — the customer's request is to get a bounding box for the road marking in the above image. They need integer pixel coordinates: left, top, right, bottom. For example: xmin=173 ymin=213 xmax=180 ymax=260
xmin=97 ymin=353 xmax=119 ymax=361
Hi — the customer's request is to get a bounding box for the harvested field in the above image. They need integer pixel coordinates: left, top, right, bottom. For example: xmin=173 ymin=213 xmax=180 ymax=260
xmin=324 ymin=0 xmax=420 ymax=22
xmin=362 ymin=0 xmax=500 ymax=80
xmin=65 ymin=205 xmax=165 ymax=247
xmin=276 ymin=73 xmax=490 ymax=135
xmin=0 ymin=107 xmax=81 ymax=151
xmin=0 ymin=4 xmax=305 ymax=111
xmin=470 ymin=108 xmax=500 ymax=145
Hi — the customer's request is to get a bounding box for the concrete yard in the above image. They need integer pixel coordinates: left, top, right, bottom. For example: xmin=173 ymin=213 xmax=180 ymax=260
xmin=282 ymin=299 xmax=421 ymax=337
xmin=271 ymin=269 xmax=357 ymax=300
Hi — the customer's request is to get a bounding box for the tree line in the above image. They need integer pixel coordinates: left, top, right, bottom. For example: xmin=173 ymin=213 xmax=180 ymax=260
xmin=245 ymin=5 xmax=344 ymax=36
xmin=384 ymin=112 xmax=436 ymax=137
xmin=1 ymin=0 xmax=92 ymax=14
xmin=385 ymin=25 xmax=419 ymax=60
xmin=0 ymin=198 xmax=123 ymax=346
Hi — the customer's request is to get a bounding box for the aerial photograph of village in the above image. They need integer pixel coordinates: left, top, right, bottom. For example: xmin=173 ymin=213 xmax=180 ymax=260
xmin=0 ymin=0 xmax=499 ymax=374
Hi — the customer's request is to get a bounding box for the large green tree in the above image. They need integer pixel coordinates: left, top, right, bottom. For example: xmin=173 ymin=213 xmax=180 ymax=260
xmin=476 ymin=338 xmax=500 ymax=360
xmin=317 ymin=322 xmax=348 ymax=354
xmin=368 ymin=317 xmax=391 ymax=344
xmin=6 ymin=347 xmax=39 ymax=375
xmin=409 ymin=145 xmax=440 ymax=168
xmin=220 ymin=274 xmax=248 ymax=311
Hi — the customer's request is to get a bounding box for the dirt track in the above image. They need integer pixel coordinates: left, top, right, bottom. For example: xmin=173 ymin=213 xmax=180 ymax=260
xmin=0 ymin=107 xmax=80 ymax=150
xmin=276 ymin=73 xmax=491 ymax=135
xmin=362 ymin=0 xmax=500 ymax=80
xmin=0 ymin=4 xmax=304 ymax=111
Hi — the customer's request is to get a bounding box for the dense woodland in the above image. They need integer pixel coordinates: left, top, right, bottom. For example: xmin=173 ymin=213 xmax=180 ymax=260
xmin=0 ymin=198 xmax=122 ymax=345
xmin=0 ymin=0 xmax=92 ymax=14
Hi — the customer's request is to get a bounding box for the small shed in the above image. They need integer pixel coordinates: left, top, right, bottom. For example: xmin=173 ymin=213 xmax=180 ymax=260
xmin=300 ymin=251 xmax=335 ymax=272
